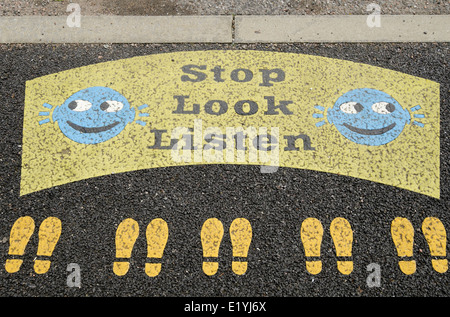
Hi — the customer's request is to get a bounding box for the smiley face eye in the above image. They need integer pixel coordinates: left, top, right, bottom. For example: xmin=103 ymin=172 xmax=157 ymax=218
xmin=68 ymin=100 xmax=92 ymax=112
xmin=340 ymin=102 xmax=363 ymax=114
xmin=100 ymin=100 xmax=124 ymax=112
xmin=372 ymin=102 xmax=395 ymax=114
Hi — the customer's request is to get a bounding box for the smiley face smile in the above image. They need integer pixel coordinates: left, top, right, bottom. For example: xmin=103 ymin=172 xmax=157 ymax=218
xmin=343 ymin=122 xmax=396 ymax=135
xmin=67 ymin=120 xmax=120 ymax=134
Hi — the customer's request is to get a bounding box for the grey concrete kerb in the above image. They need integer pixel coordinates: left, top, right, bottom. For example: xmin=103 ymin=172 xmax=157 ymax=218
xmin=0 ymin=15 xmax=449 ymax=43
xmin=0 ymin=16 xmax=233 ymax=43
xmin=235 ymin=15 xmax=450 ymax=42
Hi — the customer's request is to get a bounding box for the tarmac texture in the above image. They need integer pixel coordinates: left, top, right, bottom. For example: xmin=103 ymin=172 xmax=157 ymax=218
xmin=0 ymin=42 xmax=448 ymax=297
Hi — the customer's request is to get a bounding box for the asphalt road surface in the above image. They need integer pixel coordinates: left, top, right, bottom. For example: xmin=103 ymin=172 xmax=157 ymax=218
xmin=0 ymin=42 xmax=448 ymax=303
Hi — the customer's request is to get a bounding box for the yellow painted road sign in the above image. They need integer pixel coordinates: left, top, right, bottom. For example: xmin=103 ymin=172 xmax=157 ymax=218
xmin=22 ymin=50 xmax=439 ymax=198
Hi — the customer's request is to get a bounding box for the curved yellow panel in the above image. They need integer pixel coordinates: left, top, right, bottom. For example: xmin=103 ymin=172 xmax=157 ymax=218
xmin=21 ymin=50 xmax=440 ymax=198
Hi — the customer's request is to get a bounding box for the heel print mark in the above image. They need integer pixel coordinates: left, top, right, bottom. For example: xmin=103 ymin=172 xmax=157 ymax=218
xmin=145 ymin=218 xmax=169 ymax=277
xmin=230 ymin=218 xmax=252 ymax=275
xmin=113 ymin=218 xmax=139 ymax=276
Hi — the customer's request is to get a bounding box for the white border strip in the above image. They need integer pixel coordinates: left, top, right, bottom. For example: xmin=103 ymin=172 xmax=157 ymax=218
xmin=235 ymin=15 xmax=450 ymax=43
xmin=0 ymin=15 xmax=449 ymax=43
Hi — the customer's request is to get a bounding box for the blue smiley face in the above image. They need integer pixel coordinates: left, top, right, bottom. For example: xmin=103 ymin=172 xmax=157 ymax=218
xmin=321 ymin=88 xmax=413 ymax=146
xmin=40 ymin=87 xmax=149 ymax=144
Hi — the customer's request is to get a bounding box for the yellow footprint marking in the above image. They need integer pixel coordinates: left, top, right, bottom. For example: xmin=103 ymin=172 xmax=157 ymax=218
xmin=34 ymin=217 xmax=62 ymax=274
xmin=145 ymin=218 xmax=169 ymax=277
xmin=300 ymin=218 xmax=323 ymax=275
xmin=230 ymin=218 xmax=252 ymax=275
xmin=113 ymin=218 xmax=139 ymax=276
xmin=422 ymin=217 xmax=448 ymax=273
xmin=330 ymin=217 xmax=353 ymax=275
xmin=391 ymin=217 xmax=416 ymax=275
xmin=5 ymin=216 xmax=35 ymax=273
xmin=201 ymin=218 xmax=224 ymax=276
